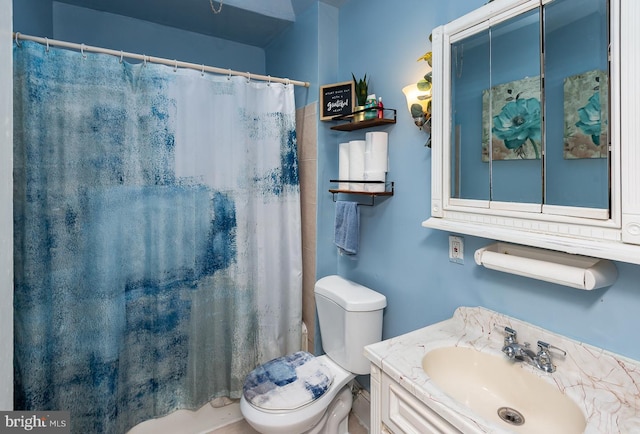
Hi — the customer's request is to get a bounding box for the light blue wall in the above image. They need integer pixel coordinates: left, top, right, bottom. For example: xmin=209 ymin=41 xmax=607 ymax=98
xmin=13 ymin=1 xmax=265 ymax=73
xmin=12 ymin=0 xmax=640 ymax=367
xmin=12 ymin=0 xmax=53 ymax=37
xmin=331 ymin=0 xmax=484 ymax=337
xmin=328 ymin=0 xmax=640 ymax=363
xmin=266 ymin=3 xmax=320 ymax=109
xmin=315 ymin=2 xmax=342 ymax=288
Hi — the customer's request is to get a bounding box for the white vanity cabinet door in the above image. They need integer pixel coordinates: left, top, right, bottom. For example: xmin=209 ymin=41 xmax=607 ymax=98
xmin=381 ymin=373 xmax=462 ymax=434
xmin=369 ymin=364 xmax=383 ymax=434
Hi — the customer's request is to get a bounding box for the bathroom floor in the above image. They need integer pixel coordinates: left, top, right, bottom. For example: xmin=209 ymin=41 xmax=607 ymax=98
xmin=211 ymin=412 xmax=368 ymax=433
xmin=128 ymin=400 xmax=368 ymax=434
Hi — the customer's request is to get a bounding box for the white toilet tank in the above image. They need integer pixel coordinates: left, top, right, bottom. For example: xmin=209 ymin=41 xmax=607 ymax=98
xmin=314 ymin=275 xmax=387 ymax=375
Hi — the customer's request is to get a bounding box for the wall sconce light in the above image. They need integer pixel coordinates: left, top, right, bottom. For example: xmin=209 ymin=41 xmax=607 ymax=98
xmin=402 ymin=83 xmax=432 ymax=147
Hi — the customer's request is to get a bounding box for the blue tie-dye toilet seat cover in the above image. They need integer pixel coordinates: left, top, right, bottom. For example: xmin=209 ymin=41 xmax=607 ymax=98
xmin=243 ymin=351 xmax=334 ymax=410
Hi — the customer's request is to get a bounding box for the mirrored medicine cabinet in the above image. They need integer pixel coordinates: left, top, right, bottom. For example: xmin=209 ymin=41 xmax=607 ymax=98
xmin=423 ymin=0 xmax=640 ymax=265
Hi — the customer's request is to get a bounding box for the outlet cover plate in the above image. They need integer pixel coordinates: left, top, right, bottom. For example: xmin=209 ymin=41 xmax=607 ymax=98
xmin=449 ymin=235 xmax=464 ymax=264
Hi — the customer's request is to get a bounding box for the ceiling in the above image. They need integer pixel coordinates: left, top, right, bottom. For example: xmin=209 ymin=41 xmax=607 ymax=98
xmin=54 ymin=0 xmax=347 ymax=48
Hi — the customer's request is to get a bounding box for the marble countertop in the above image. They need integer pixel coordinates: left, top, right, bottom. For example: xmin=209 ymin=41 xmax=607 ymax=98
xmin=364 ymin=306 xmax=640 ymax=433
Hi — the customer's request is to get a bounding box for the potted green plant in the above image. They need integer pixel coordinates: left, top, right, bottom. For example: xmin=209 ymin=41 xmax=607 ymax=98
xmin=352 ymin=73 xmax=368 ymax=122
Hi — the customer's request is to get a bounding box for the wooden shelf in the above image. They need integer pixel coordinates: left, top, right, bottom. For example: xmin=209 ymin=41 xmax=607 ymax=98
xmin=329 ymin=181 xmax=394 ymax=206
xmin=330 ymin=108 xmax=397 ymax=131
xmin=328 ymin=189 xmax=394 ymax=196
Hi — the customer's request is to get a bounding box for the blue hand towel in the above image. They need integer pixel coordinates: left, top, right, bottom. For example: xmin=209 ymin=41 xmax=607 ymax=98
xmin=334 ymin=201 xmax=359 ymax=255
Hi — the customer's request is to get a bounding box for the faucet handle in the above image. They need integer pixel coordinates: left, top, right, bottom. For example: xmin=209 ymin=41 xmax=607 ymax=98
xmin=503 ymin=326 xmax=518 ymax=345
xmin=537 ymin=340 xmax=566 ymax=357
xmin=501 ymin=327 xmax=519 ymax=359
xmin=536 ymin=341 xmax=566 ymax=373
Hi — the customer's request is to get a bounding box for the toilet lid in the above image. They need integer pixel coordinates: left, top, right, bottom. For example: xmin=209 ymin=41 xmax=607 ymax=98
xmin=243 ymin=351 xmax=334 ymax=411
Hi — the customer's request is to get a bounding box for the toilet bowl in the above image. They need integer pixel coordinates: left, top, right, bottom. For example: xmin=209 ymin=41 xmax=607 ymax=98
xmin=240 ymin=275 xmax=387 ymax=434
xmin=240 ymin=355 xmax=354 ymax=434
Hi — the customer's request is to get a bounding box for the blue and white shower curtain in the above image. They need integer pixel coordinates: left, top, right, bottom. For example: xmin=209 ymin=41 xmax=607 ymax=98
xmin=13 ymin=41 xmax=302 ymax=433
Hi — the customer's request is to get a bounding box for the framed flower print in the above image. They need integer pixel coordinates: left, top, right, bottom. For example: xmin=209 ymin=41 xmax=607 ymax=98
xmin=481 ymin=75 xmax=541 ymax=161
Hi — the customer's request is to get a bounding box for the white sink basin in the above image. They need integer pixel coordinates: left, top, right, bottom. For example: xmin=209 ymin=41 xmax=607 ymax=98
xmin=422 ymin=346 xmax=586 ymax=434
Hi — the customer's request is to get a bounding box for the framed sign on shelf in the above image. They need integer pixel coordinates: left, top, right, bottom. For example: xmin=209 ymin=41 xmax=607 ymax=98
xmin=320 ymin=81 xmax=354 ymax=121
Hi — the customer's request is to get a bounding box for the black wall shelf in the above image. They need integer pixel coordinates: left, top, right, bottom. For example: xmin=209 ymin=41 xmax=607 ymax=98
xmin=330 ymin=108 xmax=397 ymax=131
xmin=329 ymin=180 xmax=394 ymax=206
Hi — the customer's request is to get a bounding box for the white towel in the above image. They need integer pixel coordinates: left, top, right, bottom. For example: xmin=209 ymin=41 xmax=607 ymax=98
xmin=338 ymin=142 xmax=350 ymax=190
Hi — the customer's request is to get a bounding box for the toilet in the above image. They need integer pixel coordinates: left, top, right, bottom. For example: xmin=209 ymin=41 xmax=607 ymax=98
xmin=240 ymin=275 xmax=387 ymax=434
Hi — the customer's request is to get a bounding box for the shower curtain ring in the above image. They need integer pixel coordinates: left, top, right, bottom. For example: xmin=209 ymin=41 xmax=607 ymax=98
xmin=174 ymin=59 xmax=178 ymax=72
xmin=285 ymin=78 xmax=291 ymax=87
xmin=227 ymin=69 xmax=232 ymax=80
xmin=246 ymin=72 xmax=251 ymax=83
xmin=267 ymin=75 xmax=271 ymax=86
xmin=81 ymin=43 xmax=87 ymax=59
xmin=14 ymin=32 xmax=21 ymax=47
xmin=119 ymin=51 xmax=124 ymax=64
xmin=45 ymin=37 xmax=50 ymax=53
xmin=201 ymin=64 xmax=205 ymax=77
xmin=143 ymin=55 xmax=147 ymax=67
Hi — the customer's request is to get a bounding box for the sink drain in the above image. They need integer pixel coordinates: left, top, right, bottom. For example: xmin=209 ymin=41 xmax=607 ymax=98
xmin=497 ymin=407 xmax=525 ymax=426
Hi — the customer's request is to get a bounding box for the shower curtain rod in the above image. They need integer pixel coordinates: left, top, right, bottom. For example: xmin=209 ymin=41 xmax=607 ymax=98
xmin=12 ymin=32 xmax=310 ymax=88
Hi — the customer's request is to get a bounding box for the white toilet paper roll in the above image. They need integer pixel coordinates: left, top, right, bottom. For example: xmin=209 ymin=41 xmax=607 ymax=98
xmin=364 ymin=171 xmax=386 ymax=192
xmin=365 ymin=132 xmax=388 ymax=173
xmin=338 ymin=142 xmax=350 ymax=190
xmin=348 ymin=140 xmax=366 ymax=191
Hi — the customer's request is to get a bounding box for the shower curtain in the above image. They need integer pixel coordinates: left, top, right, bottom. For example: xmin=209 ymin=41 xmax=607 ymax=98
xmin=13 ymin=41 xmax=302 ymax=433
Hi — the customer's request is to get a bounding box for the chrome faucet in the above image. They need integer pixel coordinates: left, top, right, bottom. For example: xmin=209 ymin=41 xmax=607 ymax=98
xmin=501 ymin=327 xmax=566 ymax=373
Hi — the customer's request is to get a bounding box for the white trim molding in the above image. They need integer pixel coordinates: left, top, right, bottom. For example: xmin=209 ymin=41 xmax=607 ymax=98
xmin=0 ymin=0 xmax=14 ymax=411
xmin=425 ymin=0 xmax=640 ymax=265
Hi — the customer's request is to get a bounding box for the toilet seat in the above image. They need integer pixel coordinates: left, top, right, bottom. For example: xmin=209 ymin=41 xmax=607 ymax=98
xmin=240 ymin=355 xmax=355 ymax=434
xmin=243 ymin=351 xmax=334 ymax=411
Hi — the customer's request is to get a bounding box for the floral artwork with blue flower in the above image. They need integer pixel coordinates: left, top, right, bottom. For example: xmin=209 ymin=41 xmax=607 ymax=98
xmin=492 ymin=97 xmax=541 ymax=159
xmin=482 ymin=75 xmax=542 ymax=161
xmin=575 ymin=92 xmax=602 ymax=145
xmin=563 ymin=70 xmax=607 ymax=159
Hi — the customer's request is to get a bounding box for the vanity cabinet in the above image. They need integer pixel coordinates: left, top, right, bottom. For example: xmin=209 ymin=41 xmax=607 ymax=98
xmin=423 ymin=0 xmax=640 ymax=265
xmin=370 ymin=365 xmax=461 ymax=434
xmin=365 ymin=307 xmax=640 ymax=434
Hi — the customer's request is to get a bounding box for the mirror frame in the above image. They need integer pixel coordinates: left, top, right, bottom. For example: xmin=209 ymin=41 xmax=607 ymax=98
xmin=423 ymin=0 xmax=640 ymax=265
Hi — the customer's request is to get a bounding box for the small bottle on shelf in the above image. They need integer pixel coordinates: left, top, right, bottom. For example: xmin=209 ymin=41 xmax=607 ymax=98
xmin=377 ymin=97 xmax=384 ymax=119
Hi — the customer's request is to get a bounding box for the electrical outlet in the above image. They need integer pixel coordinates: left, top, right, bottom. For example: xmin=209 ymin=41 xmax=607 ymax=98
xmin=449 ymin=235 xmax=464 ymax=264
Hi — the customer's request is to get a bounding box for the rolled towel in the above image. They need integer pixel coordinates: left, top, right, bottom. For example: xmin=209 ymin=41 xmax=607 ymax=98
xmin=338 ymin=142 xmax=350 ymax=190
xmin=364 ymin=171 xmax=386 ymax=192
xmin=348 ymin=140 xmax=366 ymax=191
xmin=365 ymin=131 xmax=388 ymax=173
